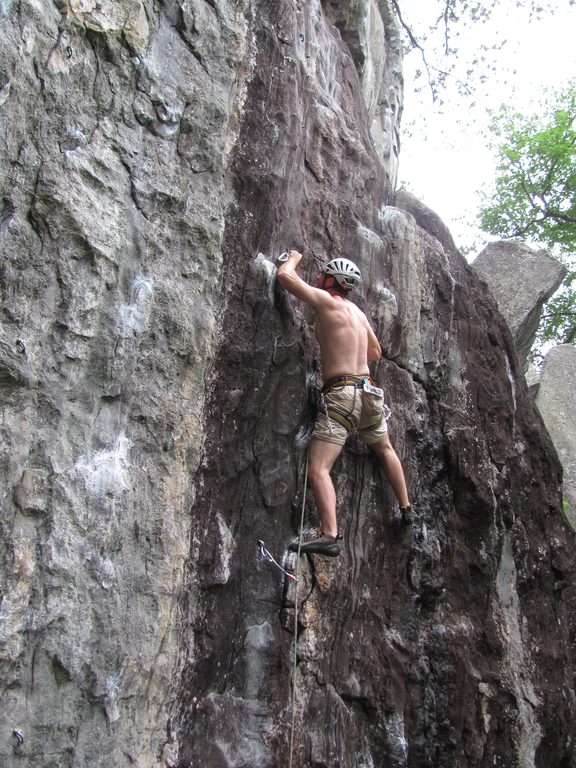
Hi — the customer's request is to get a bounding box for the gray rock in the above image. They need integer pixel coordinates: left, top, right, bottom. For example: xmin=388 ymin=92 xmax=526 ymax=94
xmin=472 ymin=241 xmax=567 ymax=367
xmin=394 ymin=188 xmax=458 ymax=255
xmin=536 ymin=345 xmax=576 ymax=529
xmin=323 ymin=0 xmax=404 ymax=186
xmin=0 ymin=0 xmax=251 ymax=764
xmin=0 ymin=2 xmax=575 ymax=768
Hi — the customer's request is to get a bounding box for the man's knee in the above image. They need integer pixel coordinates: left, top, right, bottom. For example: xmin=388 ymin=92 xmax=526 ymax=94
xmin=370 ymin=435 xmax=394 ymax=459
xmin=307 ymin=461 xmax=327 ymax=487
xmin=308 ymin=442 xmax=342 ymax=483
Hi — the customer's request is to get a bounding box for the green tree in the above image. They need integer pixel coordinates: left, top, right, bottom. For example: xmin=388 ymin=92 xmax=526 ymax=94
xmin=477 ymin=83 xmax=576 ymax=349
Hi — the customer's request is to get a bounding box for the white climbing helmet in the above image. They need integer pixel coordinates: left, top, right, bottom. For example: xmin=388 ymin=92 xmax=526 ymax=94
xmin=324 ymin=258 xmax=361 ymax=290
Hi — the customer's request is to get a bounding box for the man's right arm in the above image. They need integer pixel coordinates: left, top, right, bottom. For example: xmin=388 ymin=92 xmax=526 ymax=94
xmin=277 ymin=250 xmax=327 ymax=308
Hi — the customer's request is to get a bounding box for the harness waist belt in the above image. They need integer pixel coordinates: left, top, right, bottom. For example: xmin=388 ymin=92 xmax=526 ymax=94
xmin=321 ymin=374 xmax=374 ymax=393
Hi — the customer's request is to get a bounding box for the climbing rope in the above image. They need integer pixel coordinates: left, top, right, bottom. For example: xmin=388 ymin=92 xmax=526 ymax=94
xmin=255 ymin=449 xmax=310 ymax=766
xmin=288 ymin=450 xmax=309 ymax=768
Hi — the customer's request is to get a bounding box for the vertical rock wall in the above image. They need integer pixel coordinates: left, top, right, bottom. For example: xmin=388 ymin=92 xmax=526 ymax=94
xmin=0 ymin=1 xmax=252 ymax=765
xmin=0 ymin=2 xmax=575 ymax=767
xmin=536 ymin=345 xmax=576 ymax=531
xmin=472 ymin=241 xmax=567 ymax=369
xmin=174 ymin=2 xmax=576 ymax=768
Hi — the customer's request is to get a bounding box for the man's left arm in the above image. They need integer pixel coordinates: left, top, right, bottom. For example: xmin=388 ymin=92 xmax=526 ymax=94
xmin=364 ymin=316 xmax=382 ymax=361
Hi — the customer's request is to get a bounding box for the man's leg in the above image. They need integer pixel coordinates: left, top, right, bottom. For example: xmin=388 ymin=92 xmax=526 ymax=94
xmin=307 ymin=437 xmax=344 ymax=537
xmin=370 ymin=434 xmax=410 ymax=508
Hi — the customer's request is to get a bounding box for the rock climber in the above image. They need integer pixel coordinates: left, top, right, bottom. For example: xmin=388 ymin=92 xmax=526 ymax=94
xmin=277 ymin=249 xmax=412 ymax=557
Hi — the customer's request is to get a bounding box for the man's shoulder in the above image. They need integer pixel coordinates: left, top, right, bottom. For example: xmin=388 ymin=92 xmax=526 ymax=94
xmin=343 ymin=297 xmax=369 ymax=319
xmin=308 ymin=288 xmax=342 ymax=309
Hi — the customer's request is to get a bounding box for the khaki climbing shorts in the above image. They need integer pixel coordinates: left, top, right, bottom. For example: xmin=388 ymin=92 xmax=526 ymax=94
xmin=312 ymin=377 xmax=390 ymax=446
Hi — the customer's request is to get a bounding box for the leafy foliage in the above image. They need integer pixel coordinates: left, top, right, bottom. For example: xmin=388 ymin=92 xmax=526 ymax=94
xmin=479 ymin=88 xmax=576 ymax=247
xmin=477 ymin=84 xmax=576 ymax=350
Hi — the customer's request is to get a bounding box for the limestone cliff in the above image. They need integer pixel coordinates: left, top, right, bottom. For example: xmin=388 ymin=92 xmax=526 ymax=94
xmin=0 ymin=2 xmax=574 ymax=767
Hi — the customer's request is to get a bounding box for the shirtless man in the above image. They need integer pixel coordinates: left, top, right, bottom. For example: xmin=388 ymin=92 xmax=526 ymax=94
xmin=277 ymin=249 xmax=411 ymax=556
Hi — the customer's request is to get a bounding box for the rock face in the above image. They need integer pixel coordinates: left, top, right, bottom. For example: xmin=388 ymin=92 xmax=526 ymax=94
xmin=472 ymin=241 xmax=567 ymax=368
xmin=0 ymin=1 xmax=251 ymax=764
xmin=394 ymin=188 xmax=458 ymax=256
xmin=536 ymin=345 xmax=576 ymax=530
xmin=470 ymin=240 xmax=576 ymax=538
xmin=1 ymin=2 xmax=575 ymax=768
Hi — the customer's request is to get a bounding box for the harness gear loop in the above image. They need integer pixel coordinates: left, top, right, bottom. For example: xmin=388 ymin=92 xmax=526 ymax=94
xmin=320 ymin=393 xmax=335 ymax=435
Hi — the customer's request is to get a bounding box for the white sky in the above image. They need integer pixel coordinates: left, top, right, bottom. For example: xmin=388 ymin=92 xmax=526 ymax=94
xmin=396 ymin=1 xmax=576 ymax=256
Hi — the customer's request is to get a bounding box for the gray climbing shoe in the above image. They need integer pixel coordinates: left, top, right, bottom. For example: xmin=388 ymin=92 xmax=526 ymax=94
xmin=400 ymin=505 xmax=414 ymax=525
xmin=289 ymin=530 xmax=342 ymax=557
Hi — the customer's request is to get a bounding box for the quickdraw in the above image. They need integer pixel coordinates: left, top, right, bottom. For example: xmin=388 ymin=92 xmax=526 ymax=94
xmin=258 ymin=540 xmax=297 ymax=582
xmin=278 ymin=250 xmax=326 ymax=271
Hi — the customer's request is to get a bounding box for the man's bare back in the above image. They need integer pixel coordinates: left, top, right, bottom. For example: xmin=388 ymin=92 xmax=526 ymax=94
xmin=277 ymin=250 xmax=382 ymax=379
xmin=314 ymin=295 xmax=374 ymax=379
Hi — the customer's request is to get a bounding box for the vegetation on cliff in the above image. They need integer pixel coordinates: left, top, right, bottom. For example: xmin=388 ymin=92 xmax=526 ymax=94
xmin=478 ymin=83 xmax=576 ymax=348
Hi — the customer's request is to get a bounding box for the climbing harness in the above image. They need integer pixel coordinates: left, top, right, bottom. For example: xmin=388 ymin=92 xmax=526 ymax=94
xmin=321 ymin=374 xmax=372 ymax=391
xmin=258 ymin=540 xmax=297 ymax=582
xmin=319 ymin=376 xmax=392 ymax=437
xmin=319 ymin=375 xmax=364 ymax=435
